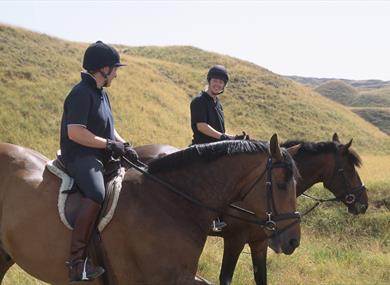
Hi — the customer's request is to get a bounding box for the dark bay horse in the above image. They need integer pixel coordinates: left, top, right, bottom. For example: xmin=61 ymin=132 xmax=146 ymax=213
xmin=0 ymin=135 xmax=300 ymax=284
xmin=135 ymin=133 xmax=368 ymax=285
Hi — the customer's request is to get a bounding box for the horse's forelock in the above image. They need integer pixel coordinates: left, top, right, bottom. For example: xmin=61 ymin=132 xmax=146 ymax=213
xmin=281 ymin=148 xmax=300 ymax=181
xmin=347 ymin=148 xmax=362 ymax=168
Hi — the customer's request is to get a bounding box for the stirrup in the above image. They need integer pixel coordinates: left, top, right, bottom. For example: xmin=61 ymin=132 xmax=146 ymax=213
xmin=211 ymin=218 xmax=227 ymax=232
xmin=67 ymin=257 xmax=104 ymax=282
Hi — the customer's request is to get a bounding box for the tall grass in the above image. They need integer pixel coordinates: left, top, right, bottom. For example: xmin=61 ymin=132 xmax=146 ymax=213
xmin=0 ymin=24 xmax=389 ymax=284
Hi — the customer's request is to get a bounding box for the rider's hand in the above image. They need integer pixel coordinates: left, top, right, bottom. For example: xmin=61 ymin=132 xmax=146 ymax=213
xmin=106 ymin=139 xmax=126 ymax=157
xmin=220 ymin=134 xmax=233 ymax=141
xmin=123 ymin=142 xmax=139 ymax=163
xmin=234 ymin=131 xmax=250 ymax=140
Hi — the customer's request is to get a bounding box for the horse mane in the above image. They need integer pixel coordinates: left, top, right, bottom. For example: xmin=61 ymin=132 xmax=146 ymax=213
xmin=281 ymin=140 xmax=362 ymax=167
xmin=148 ymin=140 xmax=268 ymax=174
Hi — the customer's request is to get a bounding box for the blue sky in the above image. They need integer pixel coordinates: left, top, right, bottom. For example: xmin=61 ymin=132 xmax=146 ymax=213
xmin=1 ymin=0 xmax=389 ymax=80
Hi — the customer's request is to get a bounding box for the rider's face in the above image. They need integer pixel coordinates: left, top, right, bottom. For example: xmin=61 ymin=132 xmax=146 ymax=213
xmin=100 ymin=66 xmax=118 ymax=87
xmin=209 ymin=78 xmax=226 ymax=95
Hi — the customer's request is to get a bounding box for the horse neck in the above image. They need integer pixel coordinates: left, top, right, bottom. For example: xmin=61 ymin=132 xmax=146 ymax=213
xmin=146 ymin=152 xmax=267 ymax=235
xmin=295 ymin=152 xmax=334 ymax=195
xmin=162 ymin=152 xmax=268 ymax=209
xmin=120 ymin=152 xmax=268 ymax=243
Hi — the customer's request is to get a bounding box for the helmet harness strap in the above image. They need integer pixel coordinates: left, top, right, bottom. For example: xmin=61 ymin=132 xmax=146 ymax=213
xmin=99 ymin=66 xmax=114 ymax=87
xmin=208 ymin=79 xmax=227 ymax=95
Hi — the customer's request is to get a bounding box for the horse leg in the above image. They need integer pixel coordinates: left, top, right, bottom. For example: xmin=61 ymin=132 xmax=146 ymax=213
xmin=0 ymin=247 xmax=14 ymax=283
xmin=249 ymin=239 xmax=268 ymax=285
xmin=219 ymin=238 xmax=246 ymax=285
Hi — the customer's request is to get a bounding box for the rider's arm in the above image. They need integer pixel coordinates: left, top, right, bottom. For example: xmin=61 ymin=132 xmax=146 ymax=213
xmin=67 ymin=125 xmax=107 ymax=149
xmin=114 ymin=129 xmax=126 ymax=143
xmin=196 ymin=123 xmax=230 ymax=140
xmin=191 ymin=96 xmax=234 ymax=140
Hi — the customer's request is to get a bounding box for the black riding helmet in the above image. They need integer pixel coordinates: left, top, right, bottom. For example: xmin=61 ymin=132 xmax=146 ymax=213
xmin=207 ymin=65 xmax=229 ymax=84
xmin=83 ymin=41 xmax=126 ymax=71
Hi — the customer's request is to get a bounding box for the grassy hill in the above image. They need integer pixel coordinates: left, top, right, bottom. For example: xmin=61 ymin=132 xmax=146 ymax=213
xmin=1 ymin=24 xmax=389 ymax=157
xmin=353 ymin=87 xmax=390 ymax=107
xmin=288 ymin=75 xmax=390 ymax=89
xmin=351 ymin=107 xmax=390 ymax=135
xmin=314 ymin=80 xmax=359 ymax=105
xmin=311 ymin=80 xmax=390 ymax=134
xmin=0 ymin=24 xmax=389 ymax=285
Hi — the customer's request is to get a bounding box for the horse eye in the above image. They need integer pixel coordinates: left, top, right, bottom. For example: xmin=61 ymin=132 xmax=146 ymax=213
xmin=277 ymin=183 xmax=287 ymax=191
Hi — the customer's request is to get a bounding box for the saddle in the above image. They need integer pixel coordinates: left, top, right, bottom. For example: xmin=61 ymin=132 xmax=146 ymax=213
xmin=46 ymin=153 xmax=125 ymax=232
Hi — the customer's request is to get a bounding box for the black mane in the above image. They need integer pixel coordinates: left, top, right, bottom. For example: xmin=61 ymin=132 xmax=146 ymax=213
xmin=148 ymin=140 xmax=268 ymax=174
xmin=281 ymin=140 xmax=362 ymax=167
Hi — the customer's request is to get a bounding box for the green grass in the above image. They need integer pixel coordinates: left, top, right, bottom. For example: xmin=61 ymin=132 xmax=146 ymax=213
xmin=300 ymin=79 xmax=390 ymax=134
xmin=350 ymin=108 xmax=390 ymax=135
xmin=314 ymin=80 xmax=359 ymax=105
xmin=353 ymin=87 xmax=390 ymax=107
xmin=1 ymin=24 xmax=389 ymax=157
xmin=195 ymin=177 xmax=390 ymax=285
xmin=0 ymin=24 xmax=390 ymax=284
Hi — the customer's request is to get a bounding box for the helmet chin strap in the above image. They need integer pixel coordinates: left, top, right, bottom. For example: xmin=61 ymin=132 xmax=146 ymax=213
xmin=99 ymin=67 xmax=113 ymax=87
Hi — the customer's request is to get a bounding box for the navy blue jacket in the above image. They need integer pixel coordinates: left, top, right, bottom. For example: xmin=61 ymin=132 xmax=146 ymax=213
xmin=190 ymin=91 xmax=225 ymax=144
xmin=60 ymin=72 xmax=115 ymax=164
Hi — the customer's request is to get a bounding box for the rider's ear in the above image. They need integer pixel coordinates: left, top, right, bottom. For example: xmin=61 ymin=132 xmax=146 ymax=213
xmin=286 ymin=144 xmax=301 ymax=157
xmin=332 ymin=133 xmax=340 ymax=143
xmin=269 ymin=134 xmax=282 ymax=160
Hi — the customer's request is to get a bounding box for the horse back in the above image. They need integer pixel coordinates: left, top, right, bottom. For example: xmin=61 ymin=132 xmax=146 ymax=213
xmin=0 ymin=143 xmax=58 ymax=202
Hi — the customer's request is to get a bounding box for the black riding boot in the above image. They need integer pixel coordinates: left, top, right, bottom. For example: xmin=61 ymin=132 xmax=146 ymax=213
xmin=67 ymin=198 xmax=105 ymax=282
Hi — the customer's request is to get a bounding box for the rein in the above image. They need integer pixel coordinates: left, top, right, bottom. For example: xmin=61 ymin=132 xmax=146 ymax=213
xmin=331 ymin=152 xmax=367 ymax=204
xmin=122 ymin=156 xmax=300 ymax=230
xmin=301 ymin=151 xmax=367 ymax=211
xmin=293 ymin=150 xmax=368 ymax=222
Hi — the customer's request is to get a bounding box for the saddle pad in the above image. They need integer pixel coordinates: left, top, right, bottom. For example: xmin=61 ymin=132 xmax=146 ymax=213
xmin=46 ymin=160 xmax=125 ymax=232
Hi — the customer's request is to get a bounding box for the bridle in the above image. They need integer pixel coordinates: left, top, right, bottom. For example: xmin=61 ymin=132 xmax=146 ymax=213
xmin=302 ymin=150 xmax=367 ymax=212
xmin=238 ymin=156 xmax=301 ymax=232
xmin=329 ymin=152 xmax=367 ymax=205
xmin=122 ymin=155 xmax=300 ymax=233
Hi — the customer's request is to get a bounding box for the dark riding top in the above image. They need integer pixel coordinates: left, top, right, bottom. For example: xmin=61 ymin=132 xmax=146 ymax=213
xmin=60 ymin=72 xmax=115 ymax=164
xmin=190 ymin=91 xmax=225 ymax=145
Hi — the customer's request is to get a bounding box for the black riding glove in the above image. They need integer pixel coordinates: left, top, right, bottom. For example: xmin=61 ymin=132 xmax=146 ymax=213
xmin=220 ymin=134 xmax=233 ymax=141
xmin=106 ymin=139 xmax=126 ymax=158
xmin=123 ymin=142 xmax=139 ymax=163
xmin=234 ymin=131 xmax=250 ymax=140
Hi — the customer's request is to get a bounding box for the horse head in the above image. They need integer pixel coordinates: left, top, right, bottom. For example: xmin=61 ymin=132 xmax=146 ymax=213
xmin=248 ymin=134 xmax=301 ymax=255
xmin=324 ymin=133 xmax=368 ymax=214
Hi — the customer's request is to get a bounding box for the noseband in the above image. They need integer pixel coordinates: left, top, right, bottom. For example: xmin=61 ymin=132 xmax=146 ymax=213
xmin=330 ymin=152 xmax=367 ymax=205
xmin=237 ymin=156 xmax=300 ymax=232
xmin=122 ymin=155 xmax=300 ymax=232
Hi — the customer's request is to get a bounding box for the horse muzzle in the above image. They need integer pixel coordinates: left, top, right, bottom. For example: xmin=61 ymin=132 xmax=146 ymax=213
xmin=348 ymin=202 xmax=368 ymax=215
xmin=268 ymin=231 xmax=300 ymax=255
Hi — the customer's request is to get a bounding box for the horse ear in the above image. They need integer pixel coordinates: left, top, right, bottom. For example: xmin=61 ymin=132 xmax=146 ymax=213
xmin=339 ymin=139 xmax=353 ymax=154
xmin=345 ymin=139 xmax=353 ymax=149
xmin=269 ymin=133 xmax=282 ymax=160
xmin=332 ymin=133 xmax=340 ymax=143
xmin=287 ymin=144 xmax=301 ymax=157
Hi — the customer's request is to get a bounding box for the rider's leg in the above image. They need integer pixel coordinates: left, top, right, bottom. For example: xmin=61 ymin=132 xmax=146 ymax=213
xmin=66 ymin=156 xmax=106 ymax=282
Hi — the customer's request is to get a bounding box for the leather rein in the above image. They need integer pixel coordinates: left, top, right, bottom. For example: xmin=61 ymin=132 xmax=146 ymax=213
xmin=122 ymin=155 xmax=301 ymax=233
xmin=301 ymin=152 xmax=367 ymax=213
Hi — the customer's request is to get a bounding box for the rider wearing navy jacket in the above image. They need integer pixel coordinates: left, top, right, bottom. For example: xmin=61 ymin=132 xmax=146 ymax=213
xmin=60 ymin=41 xmax=138 ymax=282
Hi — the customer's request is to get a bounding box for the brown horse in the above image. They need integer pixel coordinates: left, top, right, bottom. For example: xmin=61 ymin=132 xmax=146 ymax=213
xmin=135 ymin=133 xmax=368 ymax=285
xmin=0 ymin=135 xmax=300 ymax=284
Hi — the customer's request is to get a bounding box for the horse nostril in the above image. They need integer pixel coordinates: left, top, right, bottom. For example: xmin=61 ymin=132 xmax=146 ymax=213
xmin=289 ymin=238 xmax=299 ymax=249
xmin=361 ymin=203 xmax=368 ymax=212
